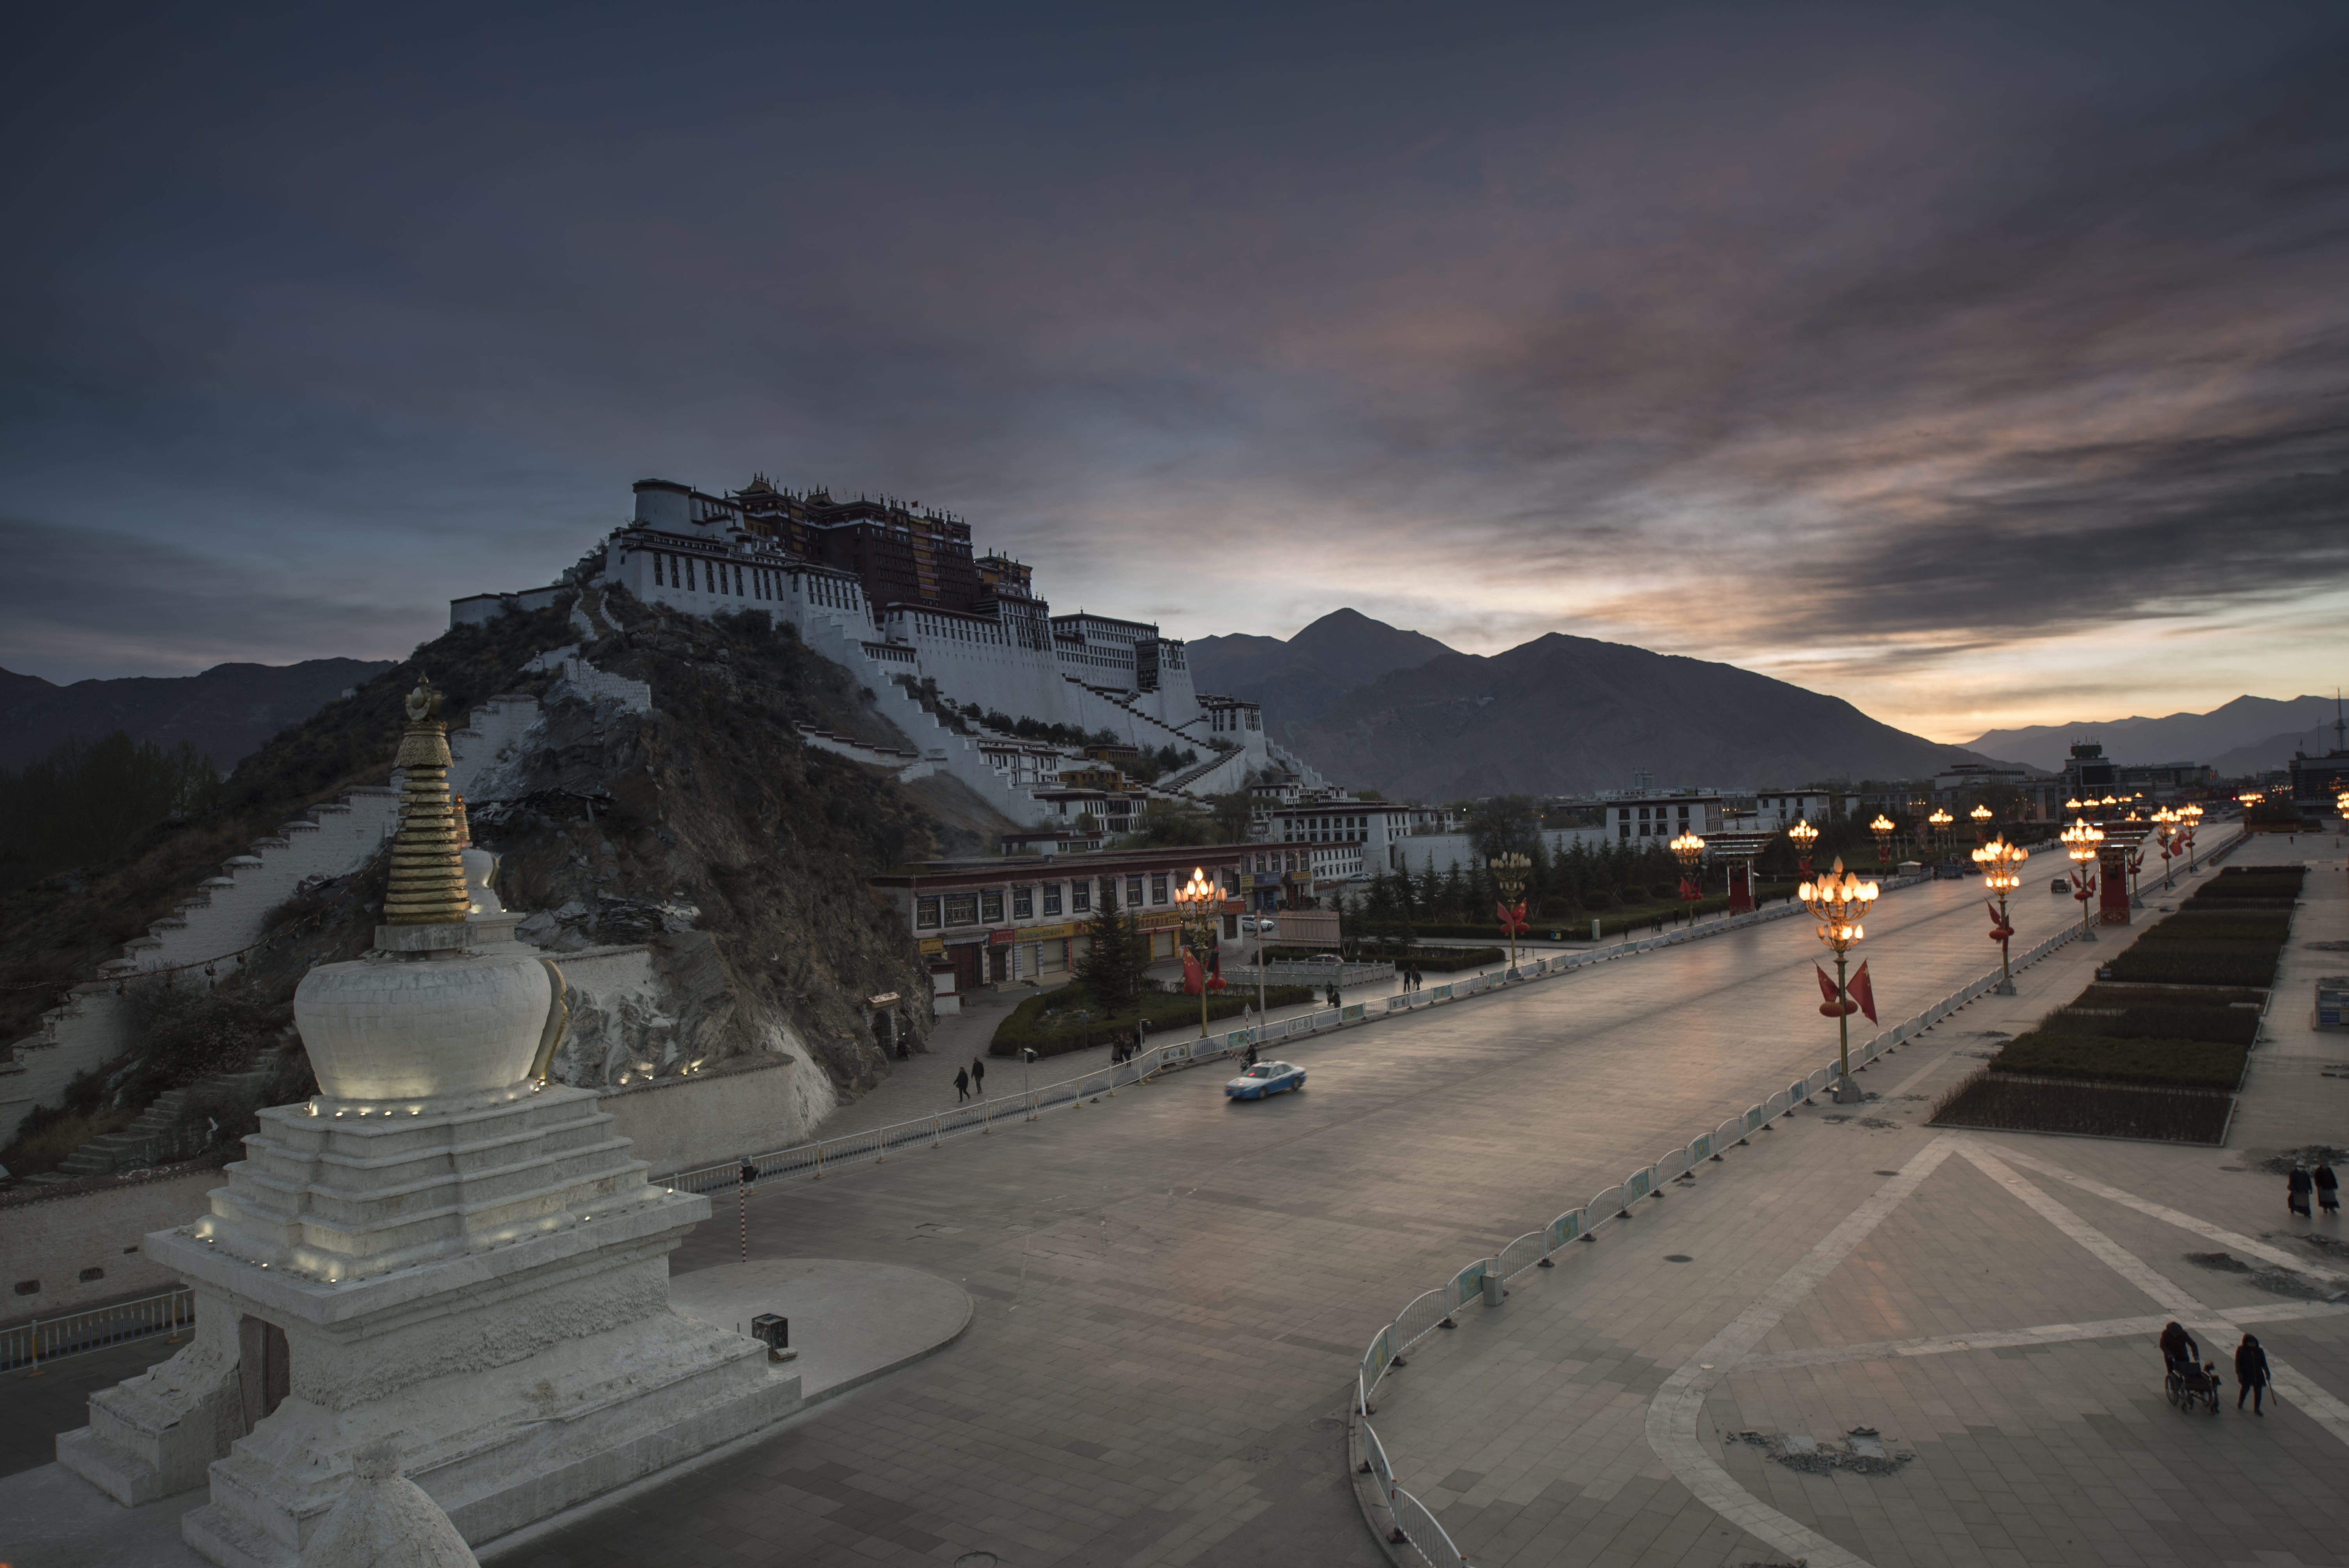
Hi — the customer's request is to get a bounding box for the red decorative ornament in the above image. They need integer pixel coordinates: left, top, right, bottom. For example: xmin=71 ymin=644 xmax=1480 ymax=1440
xmin=1494 ymin=900 xmax=1529 ymax=936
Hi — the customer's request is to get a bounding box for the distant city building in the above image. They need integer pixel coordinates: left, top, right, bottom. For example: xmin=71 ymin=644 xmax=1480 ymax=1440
xmin=1749 ymin=790 xmax=1835 ymax=830
xmin=1253 ymin=800 xmax=1453 ymax=873
xmin=1609 ymin=794 xmax=1725 ymax=841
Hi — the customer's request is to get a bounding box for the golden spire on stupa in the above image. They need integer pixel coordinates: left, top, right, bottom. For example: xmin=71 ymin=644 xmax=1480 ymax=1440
xmin=383 ymin=677 xmax=472 ymax=926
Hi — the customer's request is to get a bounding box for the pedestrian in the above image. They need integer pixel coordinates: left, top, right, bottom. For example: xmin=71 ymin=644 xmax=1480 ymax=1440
xmin=2317 ymin=1161 xmax=2340 ymax=1216
xmin=2236 ymin=1333 xmax=2271 ymax=1414
xmin=970 ymin=1057 xmax=985 ymax=1095
xmin=1243 ymin=1041 xmax=1259 ymax=1068
xmin=2158 ymin=1320 xmax=2199 ymax=1376
xmin=954 ymin=1066 xmax=970 ymax=1103
xmin=2290 ymin=1165 xmax=2315 ymax=1219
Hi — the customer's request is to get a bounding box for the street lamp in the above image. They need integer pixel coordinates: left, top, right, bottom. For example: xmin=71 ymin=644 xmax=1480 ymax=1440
xmin=2152 ymin=807 xmax=2180 ymax=891
xmin=1971 ymin=837 xmax=2029 ymax=994
xmin=1787 ymin=818 xmax=1819 ymax=880
xmin=2181 ymin=802 xmax=2203 ymax=870
xmin=1489 ymin=852 xmax=1531 ymax=971
xmin=1969 ymin=804 xmax=1993 ymax=843
xmin=2061 ymin=817 xmax=2104 ymax=943
xmin=1172 ymin=867 xmax=1222 ymax=1039
xmin=1668 ymin=831 xmax=1706 ymax=927
xmin=1869 ymin=814 xmax=1897 ymax=868
xmin=1800 ymin=857 xmax=1879 ymax=1103
xmin=1927 ymin=809 xmax=1953 ymax=853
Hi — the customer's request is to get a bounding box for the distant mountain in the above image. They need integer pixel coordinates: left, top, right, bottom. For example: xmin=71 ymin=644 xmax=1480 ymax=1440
xmin=1965 ymin=695 xmax=2342 ymax=773
xmin=2207 ymin=729 xmax=2342 ymax=779
xmin=0 ymin=659 xmax=395 ymax=774
xmin=1186 ymin=609 xmax=1455 ymax=731
xmin=1280 ymin=633 xmax=2007 ymax=800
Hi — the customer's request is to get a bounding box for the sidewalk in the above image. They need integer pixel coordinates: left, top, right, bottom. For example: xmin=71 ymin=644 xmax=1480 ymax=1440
xmin=1363 ymin=834 xmax=2349 ymax=1568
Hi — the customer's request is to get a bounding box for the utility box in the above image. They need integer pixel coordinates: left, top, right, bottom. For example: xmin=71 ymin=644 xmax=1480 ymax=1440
xmin=2319 ymin=977 xmax=2347 ymax=1031
xmin=1480 ymin=1270 xmax=1503 ymax=1309
xmin=750 ymin=1313 xmax=793 ymax=1361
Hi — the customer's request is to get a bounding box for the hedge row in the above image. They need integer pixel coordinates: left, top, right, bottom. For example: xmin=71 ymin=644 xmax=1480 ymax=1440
xmin=2041 ymin=1003 xmax=2257 ymax=1046
xmin=2105 ymin=946 xmax=2280 ymax=988
xmin=989 ymin=982 xmax=1317 ymax=1059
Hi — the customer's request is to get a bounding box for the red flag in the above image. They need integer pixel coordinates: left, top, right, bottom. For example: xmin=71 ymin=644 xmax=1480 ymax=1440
xmin=1815 ymin=964 xmax=1839 ymax=1005
xmin=1850 ymin=960 xmax=1878 ymax=1023
xmin=1494 ymin=900 xmax=1529 ymax=936
xmin=1182 ymin=950 xmax=1203 ymax=995
xmin=1207 ymin=946 xmax=1227 ymax=992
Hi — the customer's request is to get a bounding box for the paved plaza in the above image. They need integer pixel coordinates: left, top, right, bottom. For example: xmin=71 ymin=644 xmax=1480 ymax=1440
xmin=7 ymin=836 xmax=2342 ymax=1568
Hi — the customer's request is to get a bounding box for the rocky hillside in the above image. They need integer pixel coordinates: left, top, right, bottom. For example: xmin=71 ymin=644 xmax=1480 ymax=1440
xmin=0 ymin=589 xmax=960 ymax=1153
xmin=0 ymin=657 xmax=394 ymax=772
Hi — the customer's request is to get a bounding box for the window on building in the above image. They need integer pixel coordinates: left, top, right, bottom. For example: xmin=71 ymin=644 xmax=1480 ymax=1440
xmin=1012 ymin=887 xmax=1034 ymax=919
xmin=652 ymin=554 xmax=665 ymax=586
xmin=916 ymin=897 xmax=940 ymax=929
xmin=1678 ymin=805 xmax=1690 ymax=819
xmin=1126 ymin=876 xmax=1143 ymax=908
xmin=980 ymin=890 xmax=1005 ymax=923
xmin=1638 ymin=806 xmax=1650 ymax=820
xmin=1151 ymin=873 xmax=1168 ymax=905
xmin=1619 ymin=808 xmax=1631 ymax=821
xmin=1042 ymin=884 xmax=1062 ymax=916
xmin=1071 ymin=881 xmax=1091 ymax=913
xmin=944 ymin=894 xmax=978 ymax=926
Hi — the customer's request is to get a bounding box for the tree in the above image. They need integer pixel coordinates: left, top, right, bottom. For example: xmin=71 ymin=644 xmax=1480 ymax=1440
xmin=1074 ymin=886 xmax=1147 ymax=1014
xmin=1207 ymin=791 xmax=1255 ymax=844
xmin=1129 ymin=799 xmax=1214 ymax=846
xmin=1467 ymin=795 xmax=1540 ymax=864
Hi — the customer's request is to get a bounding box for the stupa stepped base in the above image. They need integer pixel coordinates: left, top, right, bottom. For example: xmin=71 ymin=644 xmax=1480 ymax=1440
xmin=200 ymin=1084 xmax=649 ymax=1281
xmin=177 ymin=1299 xmax=797 ymax=1567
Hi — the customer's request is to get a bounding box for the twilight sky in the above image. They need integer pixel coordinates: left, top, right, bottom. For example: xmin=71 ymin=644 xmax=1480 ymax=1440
xmin=4 ymin=3 xmax=2346 ymax=741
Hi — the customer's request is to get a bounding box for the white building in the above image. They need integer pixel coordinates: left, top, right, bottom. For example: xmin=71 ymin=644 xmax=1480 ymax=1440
xmin=1605 ymin=794 xmax=1725 ymax=842
xmin=453 ymin=477 xmax=1331 ymax=825
xmin=1254 ymin=799 xmax=1454 ymax=876
xmin=1749 ymin=790 xmax=1834 ymax=830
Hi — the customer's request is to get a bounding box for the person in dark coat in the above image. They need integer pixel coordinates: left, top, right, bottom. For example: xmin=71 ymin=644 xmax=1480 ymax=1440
xmin=970 ymin=1057 xmax=985 ymax=1094
xmin=2289 ymin=1166 xmax=2315 ymax=1219
xmin=2317 ymin=1162 xmax=2340 ymax=1216
xmin=2236 ymin=1334 xmax=2271 ymax=1413
xmin=2158 ymin=1321 xmax=2199 ymax=1374
xmin=954 ymin=1066 xmax=970 ymax=1103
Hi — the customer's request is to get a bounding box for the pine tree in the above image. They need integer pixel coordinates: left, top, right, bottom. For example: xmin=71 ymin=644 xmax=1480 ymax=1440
xmin=1074 ymin=882 xmax=1146 ymax=1014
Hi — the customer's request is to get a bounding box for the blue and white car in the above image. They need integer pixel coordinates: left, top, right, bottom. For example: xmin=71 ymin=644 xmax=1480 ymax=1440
xmin=1224 ymin=1060 xmax=1306 ymax=1099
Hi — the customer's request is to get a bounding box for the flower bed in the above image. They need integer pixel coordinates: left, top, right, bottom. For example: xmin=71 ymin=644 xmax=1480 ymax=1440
xmin=1985 ymin=1033 xmax=2248 ymax=1090
xmin=1931 ymin=1070 xmax=2231 ymax=1143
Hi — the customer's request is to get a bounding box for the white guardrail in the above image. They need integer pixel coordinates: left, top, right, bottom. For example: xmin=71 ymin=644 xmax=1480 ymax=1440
xmin=1347 ymin=918 xmax=2093 ymax=1568
xmin=647 ymin=877 xmax=1937 ymax=1197
xmin=0 ymin=1286 xmax=195 ymax=1374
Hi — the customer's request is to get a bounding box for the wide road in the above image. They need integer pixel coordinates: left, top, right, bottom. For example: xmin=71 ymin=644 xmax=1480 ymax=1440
xmin=518 ymin=867 xmax=2096 ymax=1568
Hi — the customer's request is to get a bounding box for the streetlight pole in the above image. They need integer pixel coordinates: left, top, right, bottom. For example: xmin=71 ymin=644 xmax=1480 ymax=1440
xmin=1489 ymin=852 xmax=1530 ymax=972
xmin=1174 ymin=867 xmax=1220 ymax=1039
xmin=1788 ymin=818 xmax=1819 ymax=883
xmin=1669 ymin=831 xmax=1706 ymax=927
xmin=1972 ymin=837 xmax=2026 ymax=994
xmin=2061 ymin=816 xmax=2103 ymax=943
xmin=2182 ymin=802 xmax=2203 ymax=871
xmin=1801 ymin=857 xmax=1879 ymax=1103
xmin=1969 ymin=804 xmax=1993 ymax=846
xmin=1870 ymin=814 xmax=1897 ymax=871
xmin=1928 ymin=809 xmax=1952 ymax=856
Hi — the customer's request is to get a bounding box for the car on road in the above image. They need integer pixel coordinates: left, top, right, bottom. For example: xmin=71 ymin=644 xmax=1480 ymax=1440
xmin=1304 ymin=953 xmax=1344 ymax=965
xmin=2050 ymin=876 xmax=2071 ymax=894
xmin=1224 ymin=1060 xmax=1306 ymax=1099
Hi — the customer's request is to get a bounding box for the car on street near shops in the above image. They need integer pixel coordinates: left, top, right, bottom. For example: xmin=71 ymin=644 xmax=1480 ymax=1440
xmin=1225 ymin=1060 xmax=1306 ymax=1099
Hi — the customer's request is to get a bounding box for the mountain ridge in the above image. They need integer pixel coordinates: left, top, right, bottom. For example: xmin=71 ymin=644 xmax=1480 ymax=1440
xmin=1965 ymin=695 xmax=2342 ymax=772
xmin=0 ymin=658 xmax=395 ymax=774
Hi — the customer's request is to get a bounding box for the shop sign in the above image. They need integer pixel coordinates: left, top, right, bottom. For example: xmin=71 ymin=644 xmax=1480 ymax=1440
xmin=917 ymin=937 xmax=944 ymax=956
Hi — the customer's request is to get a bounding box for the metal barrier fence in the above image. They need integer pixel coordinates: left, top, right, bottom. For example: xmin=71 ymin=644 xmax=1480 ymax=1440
xmin=0 ymin=1286 xmax=196 ymax=1373
xmin=1349 ymin=917 xmax=2088 ymax=1564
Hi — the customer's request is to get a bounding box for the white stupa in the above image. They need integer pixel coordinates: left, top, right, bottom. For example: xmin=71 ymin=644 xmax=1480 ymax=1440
xmin=59 ymin=679 xmax=800 ymax=1567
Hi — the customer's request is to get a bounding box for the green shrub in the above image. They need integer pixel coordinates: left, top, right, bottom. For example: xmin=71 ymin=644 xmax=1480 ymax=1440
xmin=1988 ymin=1033 xmax=2248 ymax=1090
xmin=2105 ymin=946 xmax=2279 ymax=987
xmin=2133 ymin=915 xmax=2291 ymax=944
xmin=2076 ymin=983 xmax=2266 ymax=1010
xmin=989 ymin=981 xmax=1316 ymax=1059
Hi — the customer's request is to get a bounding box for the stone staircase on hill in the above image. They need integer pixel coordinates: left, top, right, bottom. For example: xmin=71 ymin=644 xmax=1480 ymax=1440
xmin=39 ymin=1058 xmax=281 ymax=1183
xmin=0 ymin=691 xmax=549 ymax=1145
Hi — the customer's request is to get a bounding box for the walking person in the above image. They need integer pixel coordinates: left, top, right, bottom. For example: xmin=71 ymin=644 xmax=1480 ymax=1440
xmin=954 ymin=1066 xmax=970 ymax=1103
xmin=970 ymin=1057 xmax=985 ymax=1096
xmin=2158 ymin=1320 xmax=2199 ymax=1377
xmin=2290 ymin=1165 xmax=2315 ymax=1219
xmin=2236 ymin=1333 xmax=2271 ymax=1414
xmin=2317 ymin=1161 xmax=2340 ymax=1217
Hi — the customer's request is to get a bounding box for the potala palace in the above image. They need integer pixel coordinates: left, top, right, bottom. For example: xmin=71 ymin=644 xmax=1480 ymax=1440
xmin=455 ymin=476 xmax=1330 ymax=828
